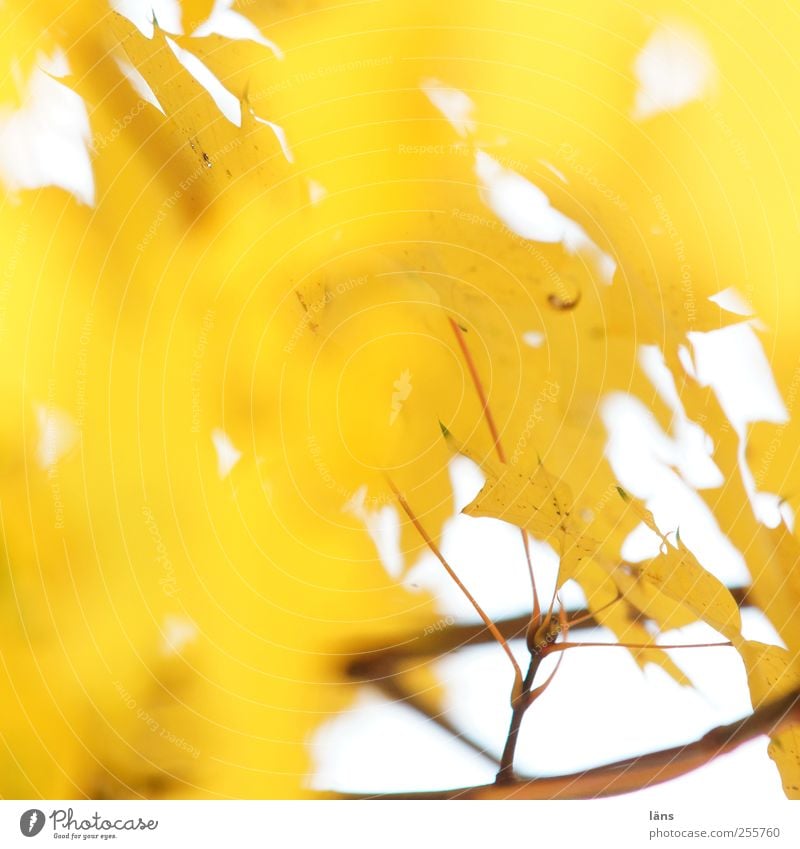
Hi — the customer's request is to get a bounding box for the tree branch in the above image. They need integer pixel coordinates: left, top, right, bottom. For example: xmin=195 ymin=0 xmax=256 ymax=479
xmin=337 ymin=684 xmax=800 ymax=799
xmin=345 ymin=585 xmax=752 ymax=677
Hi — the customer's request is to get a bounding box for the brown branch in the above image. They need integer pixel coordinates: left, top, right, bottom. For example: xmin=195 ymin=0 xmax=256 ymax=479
xmin=337 ymin=684 xmax=800 ymax=799
xmin=345 ymin=585 xmax=752 ymax=676
xmin=342 ymin=585 xmax=753 ymax=771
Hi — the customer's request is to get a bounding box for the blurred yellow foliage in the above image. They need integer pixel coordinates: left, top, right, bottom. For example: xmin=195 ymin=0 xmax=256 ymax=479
xmin=2 ymin=0 xmax=800 ymax=798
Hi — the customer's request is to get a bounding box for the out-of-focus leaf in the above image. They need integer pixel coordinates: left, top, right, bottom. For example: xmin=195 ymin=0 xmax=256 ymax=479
xmin=740 ymin=641 xmax=800 ymax=799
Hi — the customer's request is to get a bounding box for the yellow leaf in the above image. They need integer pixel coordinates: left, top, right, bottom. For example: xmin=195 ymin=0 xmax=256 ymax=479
xmin=740 ymin=641 xmax=800 ymax=799
xmin=462 ymin=462 xmax=599 ymax=586
xmin=631 ymin=550 xmax=741 ymax=643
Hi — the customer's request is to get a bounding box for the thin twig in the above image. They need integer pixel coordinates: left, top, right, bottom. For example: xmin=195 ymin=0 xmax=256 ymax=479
xmin=542 ymin=640 xmax=734 ymax=656
xmin=520 ymin=531 xmax=540 ymax=631
xmin=497 ymin=656 xmax=540 ymax=784
xmin=387 ymin=478 xmax=522 ymax=684
xmin=448 ymin=315 xmax=547 ymax=777
xmin=448 ymin=317 xmax=506 ymax=463
xmin=447 ymin=318 xmax=541 ymax=625
xmin=499 ymin=600 xmax=569 ymax=782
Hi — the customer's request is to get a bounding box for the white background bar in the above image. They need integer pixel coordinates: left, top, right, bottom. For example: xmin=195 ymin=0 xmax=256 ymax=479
xmin=1 ymin=799 xmax=799 ymax=848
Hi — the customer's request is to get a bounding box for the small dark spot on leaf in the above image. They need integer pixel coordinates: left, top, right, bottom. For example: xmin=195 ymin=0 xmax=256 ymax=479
xmin=548 ymin=292 xmax=581 ymax=311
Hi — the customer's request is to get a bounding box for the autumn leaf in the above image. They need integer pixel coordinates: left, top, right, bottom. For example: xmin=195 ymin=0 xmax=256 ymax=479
xmin=740 ymin=642 xmax=800 ymax=799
